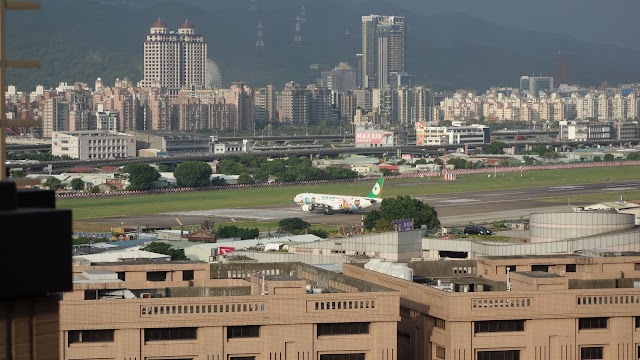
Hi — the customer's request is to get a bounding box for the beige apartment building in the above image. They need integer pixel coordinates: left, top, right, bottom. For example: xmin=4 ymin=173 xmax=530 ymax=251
xmin=60 ymin=261 xmax=399 ymax=360
xmin=346 ymin=251 xmax=640 ymax=360
xmin=140 ymin=19 xmax=207 ymax=97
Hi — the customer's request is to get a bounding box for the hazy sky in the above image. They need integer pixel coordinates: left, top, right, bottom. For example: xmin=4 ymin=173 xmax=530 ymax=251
xmin=380 ymin=0 xmax=640 ymax=50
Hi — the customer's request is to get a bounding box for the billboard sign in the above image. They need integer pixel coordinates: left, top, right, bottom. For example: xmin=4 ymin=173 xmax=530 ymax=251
xmin=355 ymin=130 xmax=394 ymax=145
xmin=217 ymin=246 xmax=236 ymax=256
xmin=392 ymin=219 xmax=414 ymax=232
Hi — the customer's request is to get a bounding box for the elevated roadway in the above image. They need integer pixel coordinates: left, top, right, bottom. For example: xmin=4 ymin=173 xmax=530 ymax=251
xmin=5 ymin=130 xmax=560 ymax=153
xmin=9 ymin=137 xmax=640 ymax=174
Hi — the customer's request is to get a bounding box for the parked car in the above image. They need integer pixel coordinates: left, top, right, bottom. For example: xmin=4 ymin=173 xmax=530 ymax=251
xmin=463 ymin=225 xmax=493 ymax=235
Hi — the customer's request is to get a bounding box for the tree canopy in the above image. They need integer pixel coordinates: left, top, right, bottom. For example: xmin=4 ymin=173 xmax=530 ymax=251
xmin=70 ymin=178 xmax=85 ymax=191
xmin=278 ymin=218 xmax=311 ymax=234
xmin=174 ymin=161 xmax=213 ymax=187
xmin=237 ymin=172 xmax=255 ymax=185
xmin=122 ymin=163 xmax=160 ymax=190
xmin=483 ymin=141 xmax=507 ymax=155
xmin=141 ymin=242 xmax=188 ymax=260
xmin=364 ymin=195 xmax=440 ymax=232
xmin=217 ymin=225 xmax=259 ymax=240
xmin=43 ymin=177 xmax=63 ymax=190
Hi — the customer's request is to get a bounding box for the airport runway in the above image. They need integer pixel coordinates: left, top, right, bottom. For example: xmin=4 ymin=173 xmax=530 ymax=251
xmin=78 ymin=180 xmax=640 ymax=229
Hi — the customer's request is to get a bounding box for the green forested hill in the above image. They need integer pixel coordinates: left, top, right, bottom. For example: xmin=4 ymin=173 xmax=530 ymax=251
xmin=5 ymin=0 xmax=640 ymax=91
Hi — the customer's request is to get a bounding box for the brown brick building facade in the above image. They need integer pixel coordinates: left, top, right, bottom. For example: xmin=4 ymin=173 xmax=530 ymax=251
xmin=60 ymin=262 xmax=399 ymax=360
xmin=345 ymin=253 xmax=640 ymax=360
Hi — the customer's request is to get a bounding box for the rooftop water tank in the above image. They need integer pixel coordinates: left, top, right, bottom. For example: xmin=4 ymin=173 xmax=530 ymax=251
xmin=365 ymin=258 xmax=383 ymax=271
xmin=389 ymin=263 xmax=413 ymax=281
xmin=377 ymin=261 xmax=393 ymax=276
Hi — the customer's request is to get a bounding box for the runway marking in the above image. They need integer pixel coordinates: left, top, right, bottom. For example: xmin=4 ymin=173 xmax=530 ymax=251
xmin=547 ymin=186 xmax=584 ymax=192
xmin=603 ymin=187 xmax=636 ymax=191
xmin=438 ymin=198 xmax=480 ymax=203
xmin=477 ymin=192 xmax=524 ymax=197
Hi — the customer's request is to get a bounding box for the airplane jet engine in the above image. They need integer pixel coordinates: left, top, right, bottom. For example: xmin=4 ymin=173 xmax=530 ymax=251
xmin=302 ymin=204 xmax=314 ymax=212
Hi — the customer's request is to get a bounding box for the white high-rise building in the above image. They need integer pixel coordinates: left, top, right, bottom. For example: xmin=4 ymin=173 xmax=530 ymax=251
xmin=140 ymin=19 xmax=207 ymax=97
xmin=597 ymin=93 xmax=611 ymax=120
xmin=576 ymin=94 xmax=597 ymax=120
xmin=612 ymin=94 xmax=627 ymax=120
xmin=362 ymin=15 xmax=406 ymax=89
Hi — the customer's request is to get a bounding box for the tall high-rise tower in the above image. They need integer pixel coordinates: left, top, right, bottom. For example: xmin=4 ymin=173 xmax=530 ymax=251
xmin=293 ymin=15 xmax=302 ymax=47
xmin=140 ymin=19 xmax=207 ymax=97
xmin=256 ymin=20 xmax=265 ymax=53
xmin=361 ymin=15 xmax=406 ymax=89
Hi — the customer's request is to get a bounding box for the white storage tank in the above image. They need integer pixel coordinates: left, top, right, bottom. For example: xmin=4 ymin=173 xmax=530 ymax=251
xmin=377 ymin=261 xmax=393 ymax=276
xmin=389 ymin=263 xmax=413 ymax=281
xmin=365 ymin=258 xmax=383 ymax=272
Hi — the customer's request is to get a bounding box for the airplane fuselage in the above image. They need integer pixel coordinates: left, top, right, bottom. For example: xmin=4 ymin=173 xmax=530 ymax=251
xmin=293 ymin=193 xmax=380 ymax=213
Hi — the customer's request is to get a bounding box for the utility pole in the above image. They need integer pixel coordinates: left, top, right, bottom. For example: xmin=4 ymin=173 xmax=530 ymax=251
xmin=0 ymin=1 xmax=41 ymax=182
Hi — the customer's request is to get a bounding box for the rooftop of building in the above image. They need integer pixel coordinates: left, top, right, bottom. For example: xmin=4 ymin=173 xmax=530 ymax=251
xmin=514 ymin=271 xmax=563 ymax=278
xmin=151 ymin=18 xmax=167 ymax=28
xmin=481 ymin=251 xmax=640 ymax=261
xmin=54 ymin=130 xmax=131 ymax=136
xmin=129 ymin=129 xmax=212 ymax=140
xmin=68 ymin=261 xmax=394 ymax=300
xmin=179 ymin=19 xmax=194 ymax=29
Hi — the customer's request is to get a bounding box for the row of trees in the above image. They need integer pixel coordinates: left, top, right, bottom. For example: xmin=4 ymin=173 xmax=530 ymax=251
xmin=121 ymin=157 xmax=360 ymax=191
xmin=123 ymin=161 xmax=214 ymax=190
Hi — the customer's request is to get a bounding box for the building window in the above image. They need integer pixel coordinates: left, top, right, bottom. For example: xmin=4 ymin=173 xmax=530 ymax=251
xmin=566 ymin=264 xmax=577 ymax=273
xmin=230 ymin=357 xmax=255 ymax=360
xmin=580 ymin=347 xmax=603 ymax=359
xmin=579 ymin=318 xmax=608 ymax=330
xmin=506 ymin=265 xmax=516 ymax=273
xmin=531 ymin=265 xmax=549 ymax=272
xmin=636 ymin=316 xmax=640 ymax=328
xmin=227 ymin=325 xmax=260 ymax=339
xmin=183 ymin=270 xmax=194 ymax=281
xmin=116 ymin=272 xmax=125 ymax=281
xmin=144 ymin=327 xmax=197 ymax=341
xmin=146 ymin=271 xmax=168 ymax=281
xmin=319 ymin=354 xmax=365 ymax=360
xmin=317 ymin=323 xmax=370 ymax=336
xmin=68 ymin=330 xmax=115 ymax=344
xmin=436 ymin=345 xmax=446 ymax=359
xmin=435 ymin=317 xmax=446 ymax=329
xmin=474 ymin=320 xmax=525 ymax=333
xmin=477 ymin=350 xmax=520 ymax=360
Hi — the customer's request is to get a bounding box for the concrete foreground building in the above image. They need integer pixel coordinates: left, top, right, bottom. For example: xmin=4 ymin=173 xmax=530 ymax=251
xmin=347 ymin=251 xmax=640 ymax=360
xmin=60 ymin=261 xmax=399 ymax=360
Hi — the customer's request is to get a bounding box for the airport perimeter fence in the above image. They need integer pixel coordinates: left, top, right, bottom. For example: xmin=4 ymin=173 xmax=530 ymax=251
xmin=55 ymin=160 xmax=640 ymax=200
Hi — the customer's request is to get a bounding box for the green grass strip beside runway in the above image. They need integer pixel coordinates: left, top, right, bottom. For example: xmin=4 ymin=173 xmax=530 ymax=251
xmin=60 ymin=165 xmax=640 ymax=220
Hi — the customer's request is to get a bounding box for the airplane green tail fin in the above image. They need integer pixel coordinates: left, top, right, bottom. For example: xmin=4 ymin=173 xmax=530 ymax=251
xmin=367 ymin=177 xmax=384 ymax=198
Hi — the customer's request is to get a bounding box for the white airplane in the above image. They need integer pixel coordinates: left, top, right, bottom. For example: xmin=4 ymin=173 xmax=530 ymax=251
xmin=293 ymin=177 xmax=384 ymax=214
